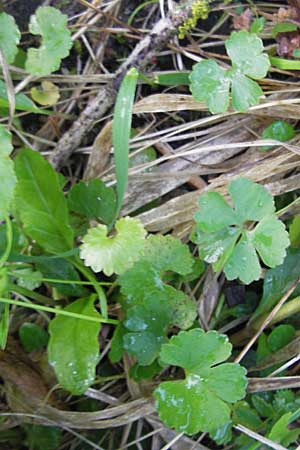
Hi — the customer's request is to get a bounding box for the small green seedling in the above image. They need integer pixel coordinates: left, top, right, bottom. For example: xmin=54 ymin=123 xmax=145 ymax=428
xmin=154 ymin=329 xmax=247 ymax=436
xmin=192 ymin=178 xmax=290 ymax=284
xmin=190 ymin=30 xmax=270 ymax=113
xmin=261 ymin=120 xmax=295 ymax=151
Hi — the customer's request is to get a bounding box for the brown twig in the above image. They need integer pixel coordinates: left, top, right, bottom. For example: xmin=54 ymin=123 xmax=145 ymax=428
xmin=48 ymin=0 xmax=202 ymax=169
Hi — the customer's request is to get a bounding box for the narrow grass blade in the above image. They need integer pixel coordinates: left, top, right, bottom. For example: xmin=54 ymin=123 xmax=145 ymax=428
xmin=112 ymin=67 xmax=139 ymax=218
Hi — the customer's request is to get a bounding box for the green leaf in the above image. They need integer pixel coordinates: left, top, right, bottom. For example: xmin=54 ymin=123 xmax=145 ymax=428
xmin=154 ymin=329 xmax=247 ymax=436
xmin=109 ymin=323 xmax=127 ymax=363
xmin=194 ymin=192 xmax=237 ymax=232
xmin=293 ymin=48 xmax=300 ymax=58
xmin=268 ymin=413 xmax=300 ymax=447
xmin=14 ymin=268 xmax=42 ymax=290
xmin=261 ymin=120 xmax=296 ymax=151
xmin=190 ymin=31 xmax=270 ymax=113
xmin=48 ymin=296 xmax=101 ymax=395
xmin=189 ymin=60 xmax=230 ymax=113
xmin=0 ymin=125 xmax=16 ymax=220
xmin=225 ymin=31 xmax=270 ymax=79
xmin=252 ymin=394 xmax=274 ymax=418
xmin=224 ymin=236 xmax=261 ymax=284
xmin=232 ymin=401 xmax=263 ymax=429
xmin=193 ymin=227 xmax=240 ymax=271
xmin=0 ymin=221 xmax=27 ymax=257
xmin=228 ymin=177 xmax=275 ymax=222
xmin=19 ymin=322 xmax=49 ymax=352
xmin=36 ymin=258 xmax=88 ymax=297
xmin=289 ymin=215 xmax=300 ymax=248
xmin=119 ymin=235 xmax=196 ymax=364
xmin=160 ymin=329 xmax=232 ymax=372
xmin=268 ymin=325 xmax=295 ymax=353
xmin=130 ymin=360 xmax=162 ymax=381
xmin=0 ymin=80 xmax=46 ymax=114
xmin=68 ymin=179 xmax=116 ymax=225
xmin=230 ymin=72 xmax=263 ymax=112
xmin=252 ymin=215 xmax=289 ymax=267
xmin=113 ymin=68 xmax=139 ymax=216
xmin=0 ymin=12 xmax=21 ymax=64
xmin=80 ymin=217 xmax=146 ymax=276
xmin=25 ymin=425 xmax=61 ymax=450
xmin=14 ymin=149 xmax=74 ymax=254
xmin=193 ymin=178 xmax=288 ymax=284
xmin=254 ymin=248 xmax=300 ymax=319
xmin=25 ymin=7 xmax=73 ymax=76
xmin=31 ymin=81 xmax=60 ymax=106
xmin=272 ymin=22 xmax=298 ymax=37
xmin=250 ymin=17 xmax=266 ymax=34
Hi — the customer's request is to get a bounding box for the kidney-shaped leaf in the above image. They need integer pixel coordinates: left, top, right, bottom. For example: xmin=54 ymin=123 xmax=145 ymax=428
xmin=80 ymin=217 xmax=146 ymax=276
xmin=48 ymin=296 xmax=101 ymax=395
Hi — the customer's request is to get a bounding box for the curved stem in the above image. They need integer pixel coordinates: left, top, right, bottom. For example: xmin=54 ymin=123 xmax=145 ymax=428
xmin=0 ymin=296 xmax=118 ymax=325
xmin=71 ymin=257 xmax=108 ymax=319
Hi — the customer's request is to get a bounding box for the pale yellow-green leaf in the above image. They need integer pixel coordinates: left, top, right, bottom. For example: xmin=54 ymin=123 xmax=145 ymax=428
xmin=31 ymin=81 xmax=60 ymax=106
xmin=80 ymin=217 xmax=147 ymax=276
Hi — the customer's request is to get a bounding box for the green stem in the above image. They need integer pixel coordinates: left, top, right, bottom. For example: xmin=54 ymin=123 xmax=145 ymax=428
xmin=8 ymin=271 xmax=112 ymax=286
xmin=0 ymin=296 xmax=118 ymax=325
xmin=10 ymin=283 xmax=53 ymax=304
xmin=71 ymin=257 xmax=108 ymax=319
xmin=276 ymin=196 xmax=300 ymax=217
xmin=0 ymin=216 xmax=13 ymax=268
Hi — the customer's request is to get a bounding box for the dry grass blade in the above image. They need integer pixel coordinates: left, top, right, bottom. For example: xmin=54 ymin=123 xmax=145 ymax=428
xmin=234 ymin=424 xmax=287 ymax=450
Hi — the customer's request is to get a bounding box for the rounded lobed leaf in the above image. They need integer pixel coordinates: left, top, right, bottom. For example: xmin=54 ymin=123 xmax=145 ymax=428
xmin=206 ymin=363 xmax=248 ymax=403
xmin=224 ymin=236 xmax=261 ymax=284
xmin=159 ymin=328 xmax=232 ymax=373
xmin=25 ymin=7 xmax=73 ymax=76
xmin=230 ymin=72 xmax=263 ymax=112
xmin=0 ymin=12 xmax=21 ymax=64
xmin=192 ymin=226 xmax=240 ymax=271
xmin=194 ymin=191 xmax=237 ymax=232
xmin=225 ymin=31 xmax=270 ymax=79
xmin=80 ymin=217 xmax=147 ymax=276
xmin=189 ymin=60 xmax=230 ymax=113
xmin=154 ymin=329 xmax=247 ymax=436
xmin=154 ymin=378 xmax=232 ymax=435
xmin=228 ymin=177 xmax=275 ymax=223
xmin=252 ymin=215 xmax=290 ymax=267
